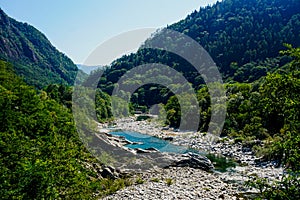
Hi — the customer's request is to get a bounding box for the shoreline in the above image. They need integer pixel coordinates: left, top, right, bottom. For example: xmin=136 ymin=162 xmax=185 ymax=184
xmin=100 ymin=116 xmax=284 ymax=199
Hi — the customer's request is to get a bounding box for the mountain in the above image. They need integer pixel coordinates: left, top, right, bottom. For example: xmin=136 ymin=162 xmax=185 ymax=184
xmin=98 ymin=0 xmax=300 ymax=102
xmin=76 ymin=64 xmax=104 ymax=74
xmin=0 ymin=8 xmax=78 ymax=88
xmin=169 ymin=0 xmax=300 ymax=79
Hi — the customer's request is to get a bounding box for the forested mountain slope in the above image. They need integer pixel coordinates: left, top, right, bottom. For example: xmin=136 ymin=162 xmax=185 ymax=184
xmin=99 ymin=0 xmax=300 ymax=99
xmin=0 ymin=8 xmax=78 ymax=88
xmin=170 ymin=0 xmax=300 ymax=78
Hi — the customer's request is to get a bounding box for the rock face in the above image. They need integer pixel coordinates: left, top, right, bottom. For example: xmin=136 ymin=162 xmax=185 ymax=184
xmin=168 ymin=153 xmax=214 ymax=172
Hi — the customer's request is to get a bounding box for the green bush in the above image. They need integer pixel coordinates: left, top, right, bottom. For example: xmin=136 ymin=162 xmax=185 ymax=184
xmin=245 ymin=171 xmax=300 ymax=200
xmin=234 ymin=137 xmax=244 ymax=144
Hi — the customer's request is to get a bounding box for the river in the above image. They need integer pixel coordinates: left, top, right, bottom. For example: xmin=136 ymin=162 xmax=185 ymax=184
xmin=109 ymin=130 xmax=236 ymax=172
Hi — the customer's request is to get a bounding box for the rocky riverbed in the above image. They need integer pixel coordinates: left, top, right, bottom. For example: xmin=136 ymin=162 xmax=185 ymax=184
xmin=100 ymin=117 xmax=284 ymax=199
xmin=103 ymin=167 xmax=245 ymax=200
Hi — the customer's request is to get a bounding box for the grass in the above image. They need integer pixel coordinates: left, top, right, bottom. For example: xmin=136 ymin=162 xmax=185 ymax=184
xmin=99 ymin=178 xmax=132 ymax=197
xmin=135 ymin=176 xmax=145 ymax=185
xmin=165 ymin=178 xmax=173 ymax=186
xmin=150 ymin=177 xmax=160 ymax=182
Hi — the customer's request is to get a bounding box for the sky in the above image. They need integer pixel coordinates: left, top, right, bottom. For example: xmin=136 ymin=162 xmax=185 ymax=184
xmin=1 ymin=0 xmax=219 ymax=64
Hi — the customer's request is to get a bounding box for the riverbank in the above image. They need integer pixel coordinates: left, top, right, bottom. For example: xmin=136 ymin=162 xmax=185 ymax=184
xmin=100 ymin=116 xmax=284 ymax=199
xmin=103 ymin=167 xmax=246 ymax=200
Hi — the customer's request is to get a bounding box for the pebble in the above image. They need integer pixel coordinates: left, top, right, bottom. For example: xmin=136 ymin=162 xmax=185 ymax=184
xmin=102 ymin=167 xmax=242 ymax=200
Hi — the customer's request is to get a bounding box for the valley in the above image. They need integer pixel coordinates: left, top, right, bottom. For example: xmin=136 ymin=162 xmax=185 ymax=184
xmin=0 ymin=0 xmax=300 ymax=199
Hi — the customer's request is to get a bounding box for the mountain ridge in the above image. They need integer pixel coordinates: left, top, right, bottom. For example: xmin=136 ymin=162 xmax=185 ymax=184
xmin=0 ymin=8 xmax=78 ymax=88
xmin=100 ymin=0 xmax=300 ymax=86
xmin=97 ymin=0 xmax=300 ymax=109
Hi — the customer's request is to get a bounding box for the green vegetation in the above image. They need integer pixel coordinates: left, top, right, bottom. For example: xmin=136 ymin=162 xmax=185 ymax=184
xmin=0 ymin=8 xmax=79 ymax=88
xmin=164 ymin=45 xmax=300 ymax=167
xmin=98 ymin=0 xmax=300 ymax=111
xmin=245 ymin=171 xmax=300 ymax=200
xmin=98 ymin=178 xmax=132 ymax=197
xmin=206 ymin=154 xmax=237 ymax=172
xmin=241 ymin=45 xmax=300 ymax=199
xmin=136 ymin=115 xmax=151 ymax=121
xmin=165 ymin=178 xmax=173 ymax=186
xmin=135 ymin=176 xmax=145 ymax=185
xmin=0 ymin=60 xmax=125 ymax=199
xmin=170 ymin=0 xmax=300 ymax=80
xmin=150 ymin=177 xmax=160 ymax=183
xmin=1 ymin=0 xmax=300 ymax=198
xmin=163 ymin=45 xmax=300 ymax=198
xmin=93 ymin=1 xmax=300 ymax=197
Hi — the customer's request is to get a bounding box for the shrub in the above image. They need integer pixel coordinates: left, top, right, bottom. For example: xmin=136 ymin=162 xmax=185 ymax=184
xmin=165 ymin=178 xmax=173 ymax=186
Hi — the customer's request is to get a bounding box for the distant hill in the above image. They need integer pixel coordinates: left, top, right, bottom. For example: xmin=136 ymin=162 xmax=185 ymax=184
xmin=0 ymin=8 xmax=78 ymax=88
xmin=76 ymin=64 xmax=104 ymax=74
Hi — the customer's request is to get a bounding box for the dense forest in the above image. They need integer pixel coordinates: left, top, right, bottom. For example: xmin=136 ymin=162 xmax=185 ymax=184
xmin=170 ymin=0 xmax=300 ymax=77
xmin=98 ymin=0 xmax=300 ymax=110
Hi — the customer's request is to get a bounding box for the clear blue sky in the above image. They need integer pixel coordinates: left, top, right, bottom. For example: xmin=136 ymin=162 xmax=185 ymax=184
xmin=1 ymin=0 xmax=218 ymax=64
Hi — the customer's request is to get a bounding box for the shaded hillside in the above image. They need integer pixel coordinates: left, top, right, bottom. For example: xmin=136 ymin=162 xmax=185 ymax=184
xmin=0 ymin=8 xmax=78 ymax=88
xmin=169 ymin=0 xmax=300 ymax=79
xmin=99 ymin=0 xmax=300 ymax=102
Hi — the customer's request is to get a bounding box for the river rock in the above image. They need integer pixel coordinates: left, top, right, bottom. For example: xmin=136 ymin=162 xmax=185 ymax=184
xmin=163 ymin=136 xmax=174 ymax=141
xmin=167 ymin=153 xmax=214 ymax=172
xmin=145 ymin=147 xmax=159 ymax=152
xmin=134 ymin=148 xmax=153 ymax=153
xmin=101 ymin=166 xmax=120 ymax=179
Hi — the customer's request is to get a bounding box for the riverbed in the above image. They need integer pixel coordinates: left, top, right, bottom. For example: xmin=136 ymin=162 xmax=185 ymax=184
xmin=100 ymin=117 xmax=284 ymax=199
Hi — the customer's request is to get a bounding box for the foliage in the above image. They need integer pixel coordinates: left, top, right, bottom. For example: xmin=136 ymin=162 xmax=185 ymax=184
xmin=162 ymin=46 xmax=300 ymax=173
xmin=0 ymin=9 xmax=78 ymax=89
xmin=95 ymin=89 xmax=113 ymax=122
xmin=98 ymin=0 xmax=300 ymax=110
xmin=245 ymin=171 xmax=300 ymax=200
xmin=1 ymin=0 xmax=300 ymax=198
xmin=150 ymin=177 xmax=160 ymax=183
xmin=170 ymin=0 xmax=300 ymax=79
xmin=231 ymin=45 xmax=300 ymax=198
xmin=135 ymin=176 xmax=145 ymax=185
xmin=43 ymin=84 xmax=73 ymax=108
xmin=98 ymin=178 xmax=132 ymax=197
xmin=0 ymin=60 xmax=124 ymax=199
xmin=165 ymin=178 xmax=173 ymax=186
